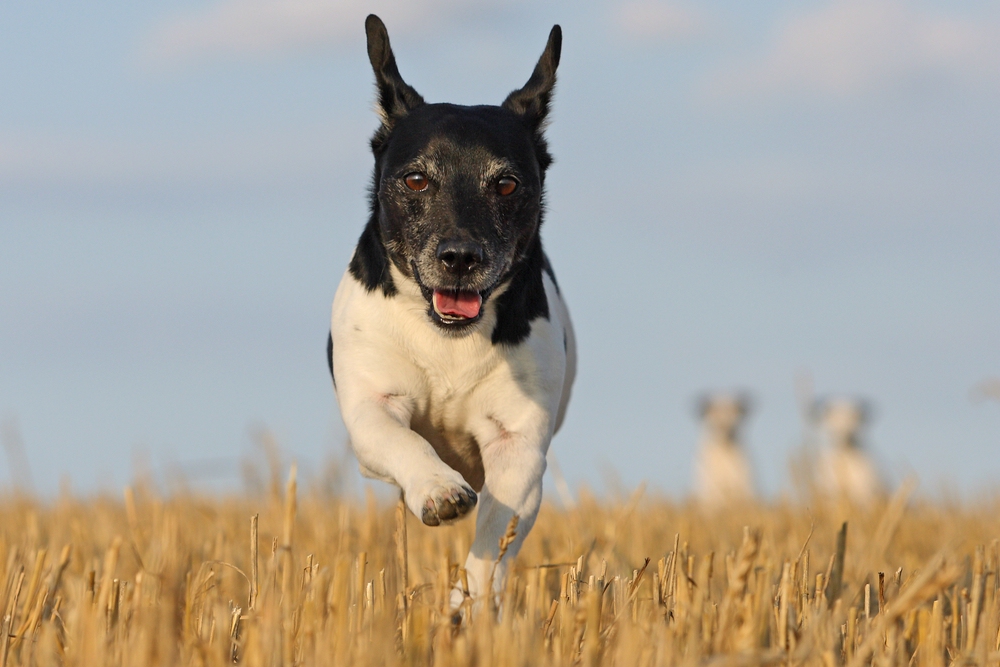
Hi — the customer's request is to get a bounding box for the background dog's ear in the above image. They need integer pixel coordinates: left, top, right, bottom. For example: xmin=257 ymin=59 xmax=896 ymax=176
xmin=695 ymin=395 xmax=711 ymax=420
xmin=366 ymin=15 xmax=424 ymax=137
xmin=502 ymin=25 xmax=561 ymax=132
xmin=736 ymin=392 xmax=754 ymax=419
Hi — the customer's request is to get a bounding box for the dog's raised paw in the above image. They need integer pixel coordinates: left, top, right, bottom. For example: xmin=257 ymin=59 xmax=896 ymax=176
xmin=419 ymin=482 xmax=478 ymax=526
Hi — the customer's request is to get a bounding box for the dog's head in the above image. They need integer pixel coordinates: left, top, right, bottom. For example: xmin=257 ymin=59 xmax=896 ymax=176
xmin=696 ymin=393 xmax=753 ymax=443
xmin=361 ymin=14 xmax=561 ymax=331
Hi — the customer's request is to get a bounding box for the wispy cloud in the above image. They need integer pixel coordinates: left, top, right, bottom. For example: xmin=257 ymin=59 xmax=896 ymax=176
xmin=708 ymin=0 xmax=1000 ymax=98
xmin=141 ymin=0 xmax=496 ymax=67
xmin=613 ymin=1 xmax=705 ymax=40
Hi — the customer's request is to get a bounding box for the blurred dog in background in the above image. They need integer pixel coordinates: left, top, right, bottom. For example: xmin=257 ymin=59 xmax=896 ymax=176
xmin=693 ymin=393 xmax=756 ymax=509
xmin=813 ymin=397 xmax=884 ymax=505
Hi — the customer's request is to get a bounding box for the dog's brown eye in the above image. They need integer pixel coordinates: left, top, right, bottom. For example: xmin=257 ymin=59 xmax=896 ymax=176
xmin=404 ymin=173 xmax=428 ymax=191
xmin=496 ymin=177 xmax=518 ymax=196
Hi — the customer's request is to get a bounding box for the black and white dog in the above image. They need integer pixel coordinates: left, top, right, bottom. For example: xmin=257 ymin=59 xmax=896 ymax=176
xmin=328 ymin=15 xmax=575 ymax=606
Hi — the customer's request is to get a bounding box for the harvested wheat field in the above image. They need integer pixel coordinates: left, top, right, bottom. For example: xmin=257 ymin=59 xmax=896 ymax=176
xmin=2 ymin=470 xmax=1000 ymax=667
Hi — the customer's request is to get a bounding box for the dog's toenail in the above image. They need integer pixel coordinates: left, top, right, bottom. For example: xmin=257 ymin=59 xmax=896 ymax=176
xmin=422 ymin=506 xmax=440 ymax=526
xmin=439 ymin=502 xmax=458 ymax=521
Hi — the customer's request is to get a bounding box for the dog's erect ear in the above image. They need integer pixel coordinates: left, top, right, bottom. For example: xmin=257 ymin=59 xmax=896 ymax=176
xmin=736 ymin=393 xmax=753 ymax=419
xmin=695 ymin=395 xmax=711 ymax=420
xmin=502 ymin=25 xmax=561 ymax=131
xmin=366 ymin=14 xmax=424 ymax=133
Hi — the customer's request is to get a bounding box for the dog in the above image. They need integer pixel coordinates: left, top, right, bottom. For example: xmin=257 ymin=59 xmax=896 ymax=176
xmin=328 ymin=15 xmax=574 ymax=608
xmin=813 ymin=398 xmax=883 ymax=505
xmin=692 ymin=393 xmax=756 ymax=509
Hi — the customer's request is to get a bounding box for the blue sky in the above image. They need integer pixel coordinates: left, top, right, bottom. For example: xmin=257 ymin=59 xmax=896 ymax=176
xmin=1 ymin=0 xmax=998 ymax=498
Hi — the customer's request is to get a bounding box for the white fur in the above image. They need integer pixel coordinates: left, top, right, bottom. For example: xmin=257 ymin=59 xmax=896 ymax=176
xmin=816 ymin=447 xmax=881 ymax=506
xmin=331 ymin=262 xmax=574 ymax=607
xmin=693 ymin=396 xmax=755 ymax=508
xmin=814 ymin=399 xmax=883 ymax=505
xmin=694 ymin=443 xmax=755 ymax=509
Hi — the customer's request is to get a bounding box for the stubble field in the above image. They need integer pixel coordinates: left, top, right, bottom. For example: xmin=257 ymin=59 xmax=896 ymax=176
xmin=2 ymin=468 xmax=999 ymax=667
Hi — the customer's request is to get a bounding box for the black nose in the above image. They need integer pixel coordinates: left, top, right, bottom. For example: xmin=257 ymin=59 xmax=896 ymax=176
xmin=436 ymin=239 xmax=484 ymax=275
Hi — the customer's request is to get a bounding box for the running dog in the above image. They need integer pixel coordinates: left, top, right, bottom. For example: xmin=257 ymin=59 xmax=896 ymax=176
xmin=328 ymin=15 xmax=575 ymax=608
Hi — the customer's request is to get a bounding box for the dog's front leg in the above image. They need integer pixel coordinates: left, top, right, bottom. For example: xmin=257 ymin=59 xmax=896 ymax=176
xmin=454 ymin=425 xmax=548 ymax=610
xmin=346 ymin=396 xmax=478 ymax=526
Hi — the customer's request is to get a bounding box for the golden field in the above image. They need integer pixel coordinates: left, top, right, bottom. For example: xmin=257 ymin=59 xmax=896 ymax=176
xmin=2 ymin=469 xmax=1000 ymax=666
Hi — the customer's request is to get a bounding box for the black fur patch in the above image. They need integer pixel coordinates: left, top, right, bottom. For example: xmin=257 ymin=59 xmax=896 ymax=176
xmin=491 ymin=237 xmax=552 ymax=346
xmin=348 ymin=219 xmax=397 ymax=297
xmin=326 ymin=331 xmax=336 ymax=388
xmin=542 ymin=252 xmax=559 ymax=294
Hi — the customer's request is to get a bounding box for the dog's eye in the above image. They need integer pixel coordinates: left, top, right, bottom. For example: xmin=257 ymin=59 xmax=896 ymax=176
xmin=404 ymin=173 xmax=429 ymax=191
xmin=496 ymin=177 xmax=518 ymax=196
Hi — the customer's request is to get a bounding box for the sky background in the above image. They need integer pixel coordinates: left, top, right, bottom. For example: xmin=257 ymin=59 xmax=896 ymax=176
xmin=1 ymin=0 xmax=998 ymax=499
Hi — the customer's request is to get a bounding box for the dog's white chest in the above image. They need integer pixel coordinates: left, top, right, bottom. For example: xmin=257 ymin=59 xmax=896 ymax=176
xmin=404 ymin=331 xmax=503 ymax=452
xmin=330 ymin=267 xmax=571 ymax=490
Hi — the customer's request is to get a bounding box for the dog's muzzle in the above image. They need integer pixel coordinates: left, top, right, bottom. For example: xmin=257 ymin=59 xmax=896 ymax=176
xmin=411 ymin=261 xmax=497 ymax=329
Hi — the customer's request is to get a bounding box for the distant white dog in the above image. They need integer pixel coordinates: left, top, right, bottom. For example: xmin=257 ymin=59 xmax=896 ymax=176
xmin=814 ymin=398 xmax=883 ymax=505
xmin=693 ymin=394 xmax=756 ymax=508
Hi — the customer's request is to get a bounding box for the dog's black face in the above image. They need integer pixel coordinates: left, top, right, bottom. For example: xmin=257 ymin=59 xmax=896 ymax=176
xmin=376 ymin=104 xmax=544 ymax=328
xmin=351 ymin=15 xmax=561 ymax=333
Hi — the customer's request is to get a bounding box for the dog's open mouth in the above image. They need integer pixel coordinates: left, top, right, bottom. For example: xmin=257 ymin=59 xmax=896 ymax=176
xmin=411 ymin=262 xmax=493 ymax=329
xmin=432 ymin=289 xmax=483 ymax=323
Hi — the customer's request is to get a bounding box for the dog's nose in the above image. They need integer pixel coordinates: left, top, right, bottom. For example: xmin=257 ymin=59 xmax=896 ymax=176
xmin=436 ymin=239 xmax=484 ymax=275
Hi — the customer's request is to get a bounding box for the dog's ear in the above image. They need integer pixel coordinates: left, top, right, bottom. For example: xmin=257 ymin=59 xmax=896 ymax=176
xmin=736 ymin=393 xmax=753 ymax=419
xmin=695 ymin=395 xmax=711 ymax=420
xmin=366 ymin=15 xmax=424 ymax=137
xmin=502 ymin=25 xmax=561 ymax=132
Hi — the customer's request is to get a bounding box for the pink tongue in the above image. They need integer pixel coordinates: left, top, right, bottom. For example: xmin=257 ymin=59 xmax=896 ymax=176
xmin=433 ymin=290 xmax=482 ymax=319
